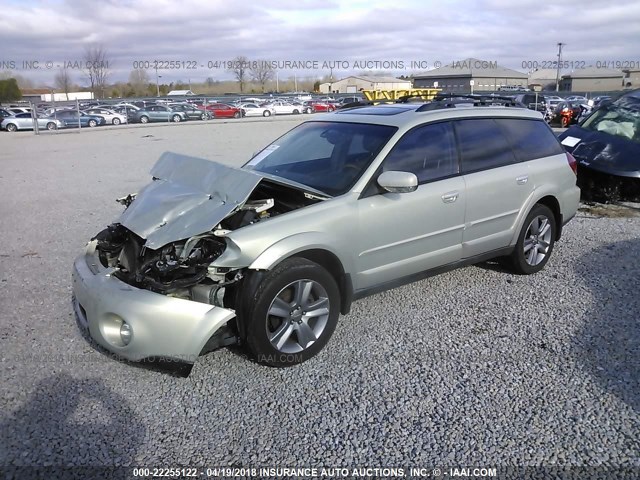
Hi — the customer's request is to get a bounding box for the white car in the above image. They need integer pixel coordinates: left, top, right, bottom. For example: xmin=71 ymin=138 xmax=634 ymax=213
xmin=238 ymin=103 xmax=276 ymax=117
xmin=263 ymin=100 xmax=304 ymax=115
xmin=84 ymin=108 xmax=128 ymax=125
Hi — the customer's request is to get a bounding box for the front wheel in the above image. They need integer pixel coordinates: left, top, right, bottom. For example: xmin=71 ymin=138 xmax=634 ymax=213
xmin=233 ymin=111 xmax=240 ymax=118
xmin=112 ymin=118 xmax=121 ymax=125
xmin=139 ymin=115 xmax=149 ymax=124
xmin=172 ymin=114 xmax=182 ymax=123
xmin=46 ymin=122 xmax=57 ymax=131
xmin=505 ymin=204 xmax=556 ymax=275
xmin=200 ymin=113 xmax=208 ymax=120
xmin=242 ymin=257 xmax=340 ymax=367
xmin=88 ymin=119 xmax=97 ymax=127
xmin=263 ymin=110 xmax=271 ymax=117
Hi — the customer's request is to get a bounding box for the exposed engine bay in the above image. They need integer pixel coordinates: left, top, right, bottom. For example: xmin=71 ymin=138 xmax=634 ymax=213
xmin=93 ymin=179 xmax=320 ymax=306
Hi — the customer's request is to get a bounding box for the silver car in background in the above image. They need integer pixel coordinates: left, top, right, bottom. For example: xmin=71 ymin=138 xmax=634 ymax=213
xmin=84 ymin=107 xmax=128 ymax=125
xmin=1 ymin=112 xmax=63 ymax=132
xmin=72 ymin=102 xmax=580 ymax=373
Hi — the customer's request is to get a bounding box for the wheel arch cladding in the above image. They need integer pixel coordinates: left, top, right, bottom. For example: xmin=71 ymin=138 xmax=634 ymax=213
xmin=536 ymin=195 xmax=562 ymax=240
xmin=289 ymin=249 xmax=353 ymax=315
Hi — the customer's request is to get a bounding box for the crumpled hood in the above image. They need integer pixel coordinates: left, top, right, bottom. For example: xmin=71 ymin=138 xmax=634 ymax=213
xmin=119 ymin=152 xmax=261 ymax=249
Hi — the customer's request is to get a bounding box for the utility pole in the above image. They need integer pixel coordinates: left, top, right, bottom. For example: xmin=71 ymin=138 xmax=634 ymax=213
xmin=555 ymin=42 xmax=564 ymax=92
xmin=155 ymin=65 xmax=160 ymax=97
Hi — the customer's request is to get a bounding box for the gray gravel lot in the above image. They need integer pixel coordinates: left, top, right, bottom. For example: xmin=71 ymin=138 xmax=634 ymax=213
xmin=0 ymin=118 xmax=639 ymax=474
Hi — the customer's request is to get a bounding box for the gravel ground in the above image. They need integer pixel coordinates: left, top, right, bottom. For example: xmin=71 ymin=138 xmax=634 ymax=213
xmin=0 ymin=119 xmax=639 ymax=475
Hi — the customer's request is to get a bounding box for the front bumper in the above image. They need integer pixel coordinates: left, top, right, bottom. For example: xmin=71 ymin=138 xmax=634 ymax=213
xmin=72 ymin=241 xmax=236 ymax=363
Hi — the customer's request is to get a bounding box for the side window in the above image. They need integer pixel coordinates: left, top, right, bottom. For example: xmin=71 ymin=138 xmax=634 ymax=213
xmin=382 ymin=122 xmax=458 ymax=183
xmin=495 ymin=119 xmax=564 ymax=162
xmin=455 ymin=119 xmax=517 ymax=173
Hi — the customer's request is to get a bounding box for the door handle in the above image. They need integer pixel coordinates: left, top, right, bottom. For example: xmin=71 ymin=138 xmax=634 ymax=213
xmin=441 ymin=191 xmax=459 ymax=203
xmin=516 ymin=175 xmax=529 ymax=185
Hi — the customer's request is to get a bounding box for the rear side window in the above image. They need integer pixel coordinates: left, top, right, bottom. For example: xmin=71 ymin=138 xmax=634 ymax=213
xmin=383 ymin=121 xmax=458 ymax=183
xmin=455 ymin=119 xmax=517 ymax=173
xmin=496 ymin=119 xmax=564 ymax=161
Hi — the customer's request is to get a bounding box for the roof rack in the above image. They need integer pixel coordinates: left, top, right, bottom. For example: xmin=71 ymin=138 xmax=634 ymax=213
xmin=337 ymin=92 xmax=521 ymax=113
xmin=415 ymin=93 xmax=520 ymax=111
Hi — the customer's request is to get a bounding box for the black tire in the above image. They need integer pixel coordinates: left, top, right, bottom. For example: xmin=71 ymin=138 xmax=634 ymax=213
xmin=233 ymin=111 xmax=240 ymax=118
xmin=139 ymin=115 xmax=149 ymax=124
xmin=5 ymin=123 xmax=17 ymax=132
xmin=172 ymin=114 xmax=182 ymax=123
xmin=263 ymin=110 xmax=271 ymax=117
xmin=293 ymin=109 xmax=300 ymax=115
xmin=88 ymin=119 xmax=97 ymax=127
xmin=242 ymin=257 xmax=340 ymax=367
xmin=112 ymin=118 xmax=121 ymax=125
xmin=505 ymin=204 xmax=556 ymax=275
xmin=46 ymin=122 xmax=57 ymax=131
xmin=200 ymin=113 xmax=207 ymax=120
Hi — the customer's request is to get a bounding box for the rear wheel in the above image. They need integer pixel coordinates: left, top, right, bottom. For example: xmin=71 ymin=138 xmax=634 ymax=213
xmin=243 ymin=258 xmax=340 ymax=367
xmin=139 ymin=115 xmax=149 ymax=124
xmin=505 ymin=204 xmax=556 ymax=274
xmin=5 ymin=123 xmax=17 ymax=132
xmin=263 ymin=110 xmax=271 ymax=117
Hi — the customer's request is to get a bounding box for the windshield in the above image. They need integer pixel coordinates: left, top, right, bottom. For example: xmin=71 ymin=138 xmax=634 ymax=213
xmin=582 ymin=105 xmax=640 ymax=144
xmin=244 ymin=121 xmax=397 ymax=196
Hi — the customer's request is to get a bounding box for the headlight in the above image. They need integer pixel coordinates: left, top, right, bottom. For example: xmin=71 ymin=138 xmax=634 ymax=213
xmin=120 ymin=322 xmax=133 ymax=345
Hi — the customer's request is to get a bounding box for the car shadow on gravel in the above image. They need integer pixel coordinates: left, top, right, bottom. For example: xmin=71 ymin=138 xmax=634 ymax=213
xmin=572 ymin=238 xmax=640 ymax=412
xmin=0 ymin=373 xmax=145 ymax=477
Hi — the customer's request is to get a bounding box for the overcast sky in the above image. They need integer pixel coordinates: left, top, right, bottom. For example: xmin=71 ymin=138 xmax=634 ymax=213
xmin=1 ymin=0 xmax=639 ymax=86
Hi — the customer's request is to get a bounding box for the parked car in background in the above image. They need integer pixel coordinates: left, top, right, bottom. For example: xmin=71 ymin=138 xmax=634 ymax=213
xmin=198 ymin=103 xmax=243 ymax=119
xmin=335 ymin=96 xmax=364 ymax=108
xmin=84 ymin=108 xmax=128 ymax=125
xmin=52 ymin=110 xmax=106 ymax=128
xmin=168 ymin=103 xmax=210 ymax=120
xmin=558 ymin=89 xmax=640 ymax=202
xmin=300 ymin=101 xmax=315 ymax=114
xmin=238 ymin=103 xmax=276 ymax=117
xmin=0 ymin=108 xmax=11 ymax=119
xmin=261 ymin=100 xmax=303 ymax=115
xmin=113 ymin=103 xmax=141 ymax=111
xmin=9 ymin=107 xmax=32 ymax=114
xmin=132 ymin=105 xmax=189 ymax=123
xmin=513 ymin=93 xmax=547 ymax=113
xmin=0 ymin=112 xmax=63 ymax=132
xmin=309 ymin=101 xmax=336 ymax=113
xmin=566 ymin=95 xmax=588 ymax=103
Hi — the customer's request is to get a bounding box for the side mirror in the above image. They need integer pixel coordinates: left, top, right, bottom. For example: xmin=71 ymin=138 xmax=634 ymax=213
xmin=377 ymin=170 xmax=418 ymax=193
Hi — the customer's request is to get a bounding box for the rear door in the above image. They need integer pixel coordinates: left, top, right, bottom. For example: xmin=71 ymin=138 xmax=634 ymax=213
xmin=356 ymin=121 xmax=466 ymax=290
xmin=455 ymin=118 xmax=533 ymax=258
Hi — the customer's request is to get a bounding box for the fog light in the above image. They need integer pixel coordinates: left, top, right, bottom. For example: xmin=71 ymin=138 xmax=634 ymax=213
xmin=120 ymin=322 xmax=132 ymax=345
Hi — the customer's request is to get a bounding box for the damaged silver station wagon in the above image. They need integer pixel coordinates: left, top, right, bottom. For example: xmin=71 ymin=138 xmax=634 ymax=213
xmin=72 ymin=97 xmax=580 ymax=371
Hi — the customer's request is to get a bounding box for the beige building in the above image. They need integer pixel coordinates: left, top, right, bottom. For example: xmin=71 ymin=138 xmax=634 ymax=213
xmin=319 ymin=76 xmax=412 ymax=94
xmin=560 ymin=68 xmax=624 ymax=92
xmin=527 ymin=69 xmax=559 ymax=91
xmin=413 ymin=58 xmax=528 ymax=92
